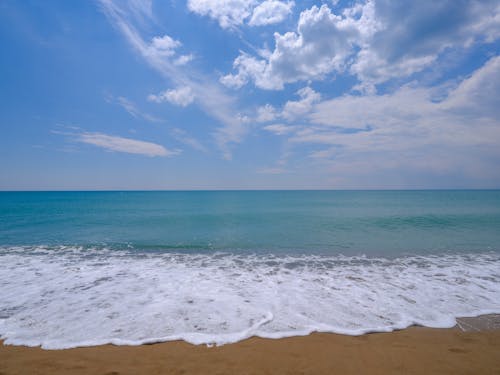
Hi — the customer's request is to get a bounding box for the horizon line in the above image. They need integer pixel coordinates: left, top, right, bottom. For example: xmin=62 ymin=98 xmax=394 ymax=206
xmin=1 ymin=188 xmax=500 ymax=192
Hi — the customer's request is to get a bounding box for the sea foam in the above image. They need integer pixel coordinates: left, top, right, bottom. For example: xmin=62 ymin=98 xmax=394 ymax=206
xmin=1 ymin=246 xmax=499 ymax=349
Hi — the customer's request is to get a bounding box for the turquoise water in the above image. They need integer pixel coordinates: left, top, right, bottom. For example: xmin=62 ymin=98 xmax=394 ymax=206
xmin=1 ymin=190 xmax=500 ymax=348
xmin=1 ymin=190 xmax=500 ymax=255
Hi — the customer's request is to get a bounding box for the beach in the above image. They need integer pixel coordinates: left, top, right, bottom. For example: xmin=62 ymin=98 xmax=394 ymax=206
xmin=2 ymin=319 xmax=500 ymax=375
xmin=2 ymin=0 xmax=500 ymax=369
xmin=1 ymin=191 xmax=500 ymax=373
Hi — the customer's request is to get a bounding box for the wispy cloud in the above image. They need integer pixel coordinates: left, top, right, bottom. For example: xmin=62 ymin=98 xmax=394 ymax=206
xmin=263 ymin=123 xmax=296 ymax=135
xmin=274 ymin=56 xmax=500 ymax=186
xmin=115 ymin=96 xmax=162 ymax=122
xmin=54 ymin=127 xmax=180 ymax=157
xmin=99 ymin=0 xmax=248 ymax=159
xmin=78 ymin=132 xmax=180 ymax=157
xmin=256 ymin=167 xmax=288 ymax=174
xmin=174 ymin=54 xmax=194 ymax=66
xmin=170 ymin=128 xmax=208 ymax=152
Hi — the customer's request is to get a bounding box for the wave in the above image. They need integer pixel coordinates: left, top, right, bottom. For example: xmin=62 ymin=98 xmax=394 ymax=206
xmin=1 ymin=246 xmax=499 ymax=349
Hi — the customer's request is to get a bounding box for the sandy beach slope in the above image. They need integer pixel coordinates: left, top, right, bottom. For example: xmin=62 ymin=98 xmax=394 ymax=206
xmin=1 ymin=322 xmax=500 ymax=375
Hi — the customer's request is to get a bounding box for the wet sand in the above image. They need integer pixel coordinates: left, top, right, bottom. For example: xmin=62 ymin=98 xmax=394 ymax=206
xmin=1 ymin=316 xmax=500 ymax=375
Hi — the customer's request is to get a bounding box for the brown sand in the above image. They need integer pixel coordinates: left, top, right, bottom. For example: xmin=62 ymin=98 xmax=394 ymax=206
xmin=2 ymin=324 xmax=500 ymax=375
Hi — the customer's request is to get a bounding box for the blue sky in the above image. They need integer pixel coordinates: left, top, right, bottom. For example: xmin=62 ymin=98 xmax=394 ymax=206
xmin=1 ymin=0 xmax=499 ymax=190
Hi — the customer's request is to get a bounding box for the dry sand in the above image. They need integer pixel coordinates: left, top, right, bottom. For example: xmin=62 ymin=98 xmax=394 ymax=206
xmin=1 ymin=316 xmax=500 ymax=375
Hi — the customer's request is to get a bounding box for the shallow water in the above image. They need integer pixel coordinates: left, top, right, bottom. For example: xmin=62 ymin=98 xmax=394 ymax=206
xmin=1 ymin=190 xmax=499 ymax=348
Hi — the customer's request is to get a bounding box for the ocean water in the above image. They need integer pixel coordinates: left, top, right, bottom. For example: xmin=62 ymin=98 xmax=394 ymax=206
xmin=0 ymin=190 xmax=500 ymax=349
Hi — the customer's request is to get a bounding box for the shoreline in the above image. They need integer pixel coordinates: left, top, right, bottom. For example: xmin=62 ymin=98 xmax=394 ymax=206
xmin=2 ymin=315 xmax=500 ymax=374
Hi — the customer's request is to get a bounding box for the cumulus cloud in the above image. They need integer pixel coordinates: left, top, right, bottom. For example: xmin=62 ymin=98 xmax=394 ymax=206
xmin=248 ymin=1 xmax=294 ymax=26
xmin=350 ymin=0 xmax=500 ymax=89
xmin=149 ymin=35 xmax=181 ymax=56
xmin=237 ymin=57 xmax=500 ymax=186
xmin=187 ymin=0 xmax=293 ymax=29
xmin=187 ymin=0 xmax=256 ymax=29
xmin=276 ymin=56 xmax=500 ymax=186
xmin=76 ymin=132 xmax=180 ymax=157
xmin=148 ymin=86 xmax=195 ymax=107
xmin=223 ymin=1 xmax=500 ymax=91
xmin=254 ymin=87 xmax=320 ymax=124
xmin=222 ymin=5 xmax=360 ymax=89
xmin=282 ymin=87 xmax=321 ymax=120
xmin=174 ymin=54 xmax=194 ymax=66
xmin=220 ymin=53 xmax=267 ymax=88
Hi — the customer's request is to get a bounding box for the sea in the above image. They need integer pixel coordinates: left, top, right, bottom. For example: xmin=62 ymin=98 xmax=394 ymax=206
xmin=1 ymin=190 xmax=500 ymax=349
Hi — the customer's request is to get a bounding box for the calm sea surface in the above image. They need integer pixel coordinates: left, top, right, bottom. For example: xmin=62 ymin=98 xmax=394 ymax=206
xmin=1 ymin=190 xmax=500 ymax=348
xmin=1 ymin=190 xmax=500 ymax=255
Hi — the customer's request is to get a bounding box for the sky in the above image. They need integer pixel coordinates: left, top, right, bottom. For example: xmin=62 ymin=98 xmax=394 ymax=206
xmin=0 ymin=0 xmax=499 ymax=190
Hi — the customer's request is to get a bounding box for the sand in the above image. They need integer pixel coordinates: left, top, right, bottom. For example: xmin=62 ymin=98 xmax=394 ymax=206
xmin=2 ymin=317 xmax=500 ymax=374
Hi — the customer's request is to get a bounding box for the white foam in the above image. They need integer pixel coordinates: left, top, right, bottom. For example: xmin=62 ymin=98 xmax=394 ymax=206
xmin=1 ymin=246 xmax=499 ymax=349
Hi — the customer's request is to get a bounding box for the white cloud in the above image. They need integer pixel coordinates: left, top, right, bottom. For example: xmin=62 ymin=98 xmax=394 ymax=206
xmin=118 ymin=0 xmax=153 ymax=24
xmin=263 ymin=123 xmax=296 ymax=135
xmin=349 ymin=0 xmax=500 ymax=90
xmin=256 ymin=104 xmax=278 ymax=122
xmin=187 ymin=0 xmax=294 ymax=29
xmin=171 ymin=128 xmax=208 ymax=152
xmin=114 ymin=96 xmax=161 ymax=122
xmin=174 ymin=54 xmax=194 ymax=66
xmin=220 ymin=53 xmax=268 ymax=88
xmin=100 ymin=0 xmax=249 ymax=159
xmin=222 ymin=5 xmax=360 ymax=89
xmin=254 ymin=87 xmax=320 ymax=124
xmin=148 ymin=86 xmax=195 ymax=107
xmin=116 ymin=96 xmax=141 ymax=117
xmin=223 ymin=1 xmax=500 ymax=91
xmin=278 ymin=56 xmax=500 ymax=185
xmin=77 ymin=132 xmax=180 ymax=157
xmin=187 ymin=0 xmax=257 ymax=29
xmin=282 ymin=87 xmax=320 ymax=120
xmin=240 ymin=57 xmax=500 ymax=187
xmin=441 ymin=56 xmax=500 ymax=118
xmin=149 ymin=35 xmax=181 ymax=56
xmin=248 ymin=0 xmax=294 ymax=26
xmin=310 ymin=58 xmax=500 ymax=132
